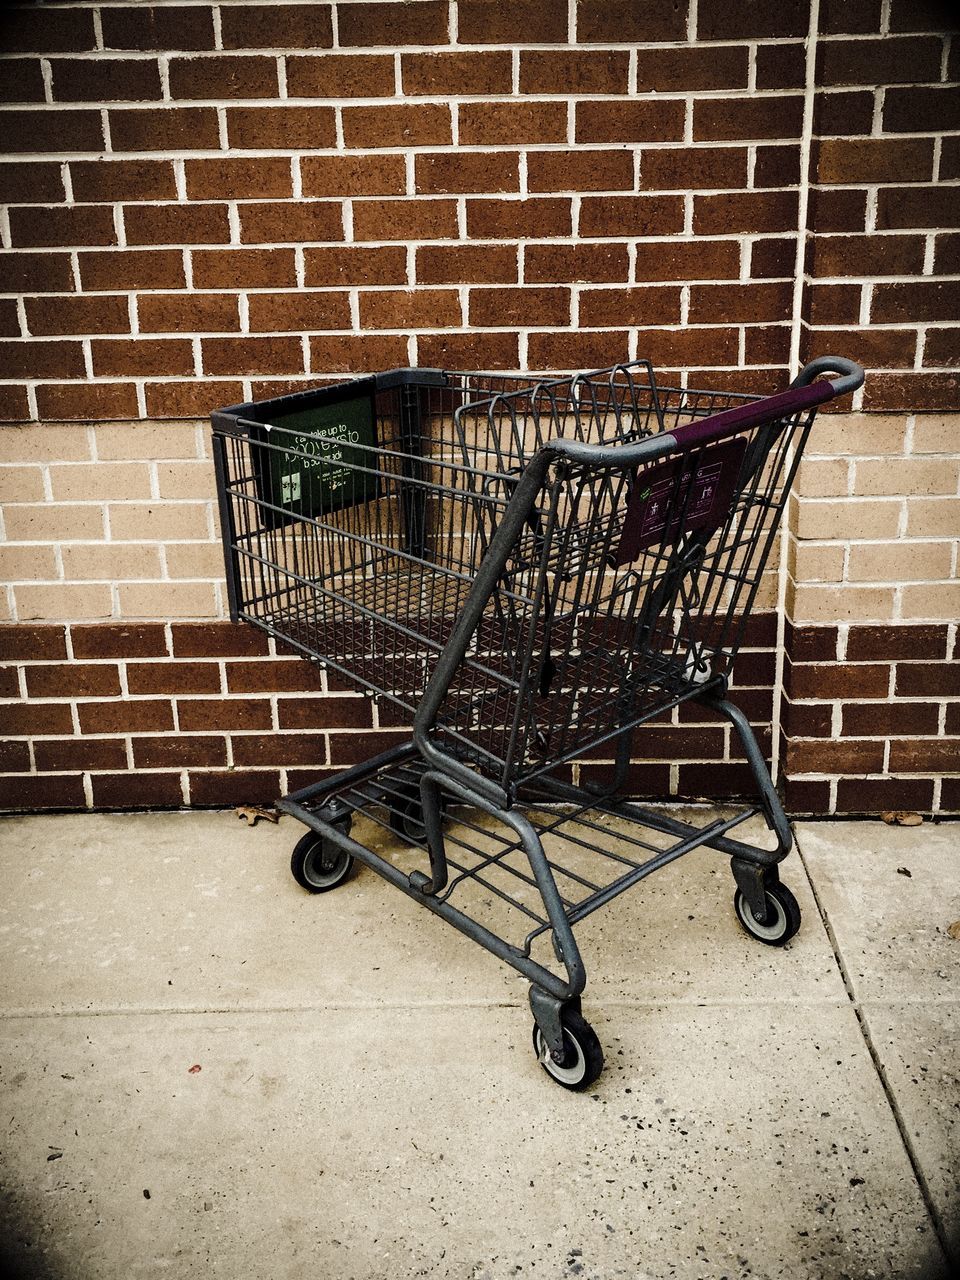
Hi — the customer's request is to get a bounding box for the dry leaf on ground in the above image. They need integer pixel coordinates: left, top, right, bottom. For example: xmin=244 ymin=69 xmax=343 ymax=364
xmin=880 ymin=811 xmax=923 ymax=827
xmin=236 ymin=805 xmax=280 ymax=827
xmin=947 ymin=921 xmax=960 ymax=941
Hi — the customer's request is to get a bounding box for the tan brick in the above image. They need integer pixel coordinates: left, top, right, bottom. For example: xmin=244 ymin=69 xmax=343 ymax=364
xmin=854 ymin=457 xmax=960 ymax=497
xmin=911 ymin=416 xmax=959 ymax=454
xmin=0 ymin=424 xmax=91 ymax=463
xmin=94 ymin=422 xmax=203 ymax=461
xmin=805 ymin=414 xmax=908 ymax=458
xmin=906 ymin=497 xmax=960 ymax=537
xmin=108 ymin=502 xmax=211 ymax=541
xmin=847 ymin=541 xmax=954 ymax=583
xmin=61 ymin=544 xmax=163 ymax=581
xmin=0 ymin=465 xmax=45 ymax=502
xmin=165 ymin=543 xmax=225 ymax=579
xmin=117 ymin=582 xmax=219 ymax=619
xmin=790 ymin=543 xmax=845 ymax=583
xmin=14 ymin=582 xmax=113 ymax=620
xmin=796 ymin=458 xmax=850 ymax=498
xmin=788 ymin=582 xmax=896 ymax=624
xmin=794 ymin=499 xmax=902 ymax=541
xmin=50 ymin=462 xmax=152 ymax=503
xmin=156 ymin=461 xmax=216 ymax=501
xmin=3 ymin=503 xmax=105 ymax=542
xmin=0 ymin=544 xmax=58 ymax=580
xmin=900 ymin=582 xmax=960 ymax=620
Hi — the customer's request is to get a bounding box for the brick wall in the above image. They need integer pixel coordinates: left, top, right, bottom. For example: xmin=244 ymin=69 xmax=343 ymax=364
xmin=0 ymin=0 xmax=957 ymax=815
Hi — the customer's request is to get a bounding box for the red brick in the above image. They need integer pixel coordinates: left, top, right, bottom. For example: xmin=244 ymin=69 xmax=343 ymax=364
xmin=124 ymin=203 xmax=231 ymax=246
xmin=810 ymin=328 xmax=917 ymax=370
xmin=0 ymin=775 xmax=87 ymax=811
xmin=755 ymin=43 xmax=807 ymax=90
xmin=402 ymin=51 xmax=512 ymax=96
xmin=287 ymin=53 xmax=394 ymax=97
xmin=639 ymin=147 xmax=748 ymax=193
xmin=786 ymin=629 xmax=841 ymax=667
xmin=417 ymin=244 xmax=518 ymax=284
xmin=343 ymin=104 xmax=451 ymax=149
xmin=339 ymin=1 xmax=447 ymax=46
xmin=0 ymin=58 xmax=53 ymax=103
xmin=0 ymin=625 xmax=68 ymax=662
xmin=809 ymin=233 xmax=925 ymax=278
xmin=695 ymin=96 xmax=805 ymax=143
xmin=677 ymin=762 xmax=758 ymax=798
xmin=133 ymin=735 xmax=227 ymax=768
xmin=353 ymin=198 xmax=458 ymax=242
xmin=817 ymin=36 xmax=943 ymax=86
xmin=694 ymin=191 xmax=799 ymax=235
xmin=192 ymin=248 xmax=297 ymax=290
xmin=524 ymin=242 xmax=627 ymax=284
xmin=820 ymin=0 xmax=883 ymax=34
xmin=308 ymin=334 xmax=409 ymax=372
xmin=417 ymin=331 xmax=519 ymax=370
xmin=238 ymin=202 xmax=344 ymax=245
xmin=90 ymin=337 xmax=194 ymax=378
xmin=145 ymin=380 xmax=245 ymax=417
xmin=226 ymin=658 xmax=325 ymax=694
xmin=578 ymin=0 xmax=687 ymax=40
xmin=859 ymin=372 xmax=960 ymax=412
xmin=466 ymin=197 xmax=572 ymax=240
xmin=788 ymin=662 xmax=891 ymax=700
xmin=35 ymin=382 xmax=140 ymax=421
xmin=848 ymin=624 xmax=949 ymax=663
xmin=520 ymin=49 xmax=628 ymax=94
xmin=940 ymin=138 xmax=960 ymax=181
xmin=0 ymin=340 xmax=85 ymax=380
xmin=0 ymin=299 xmax=20 ymax=337
xmin=78 ymin=700 xmax=175 ymax=734
xmin=872 ymin=281 xmax=960 ymax=324
xmin=127 ymin=661 xmax=223 ymax=696
xmin=137 ymin=293 xmax=240 ymax=335
xmin=247 ymin=290 xmax=352 ymax=333
xmin=219 ymin=2 xmax=333 ymax=47
xmin=33 ymin=737 xmax=129 ymax=772
xmin=0 ymin=386 xmax=34 ymax=421
xmin=635 ymin=45 xmax=748 ymax=91
xmin=359 ymin=288 xmax=462 ymax=329
xmin=8 ymin=205 xmax=116 ymax=250
xmin=576 ymin=99 xmax=685 ymax=144
xmin=78 ymin=249 xmax=186 ymax=291
xmin=2 ymin=252 xmax=74 ymax=294
xmin=688 ymin=282 xmax=793 ymax=325
xmin=3 ymin=109 xmax=104 ymax=154
xmin=813 ymin=90 xmax=877 ymax=138
xmin=202 ymin=336 xmax=304 ymax=377
xmin=226 ymin=106 xmax=337 ymax=150
xmin=71 ymin=623 xmax=168 ymax=659
xmin=416 ymin=152 xmax=520 ymax=195
xmin=230 ymin=733 xmax=327 ymax=766
xmin=168 ymin=53 xmax=280 ymax=100
xmin=805 ymin=283 xmax=862 ymax=325
xmin=744 ymin=325 xmax=792 ymax=366
xmin=70 ymin=159 xmax=177 ymax=202
xmin=816 ymin=138 xmax=934 ymax=185
xmin=26 ymin=295 xmax=128 ymax=340
xmin=782 ymin=700 xmax=833 ymax=737
xmin=52 ymin=58 xmax=163 ymax=102
xmin=277 ymin=696 xmax=373 ymax=730
xmin=0 ymin=741 xmax=31 ymax=772
xmin=895 ymin=662 xmax=960 ymax=697
xmin=527 ymin=150 xmax=634 ymax=193
xmin=177 ymin=698 xmax=273 ymax=731
xmin=1 ymin=8 xmax=96 ymax=52
xmin=697 ymin=0 xmax=808 ymax=38
xmin=526 ymin=330 xmax=630 ymax=371
xmin=808 ymin=189 xmax=868 ymax=235
xmin=460 ymin=101 xmax=567 ymax=146
xmin=579 ymin=195 xmax=683 ymax=238
xmin=92 ymin=772 xmax=185 ymax=809
xmin=184 ymin=157 xmax=293 ymax=201
xmin=300 ymin=154 xmax=405 ymax=198
xmin=469 ymin=286 xmax=570 ymax=327
xmin=101 ymin=5 xmax=216 ymax=51
xmin=458 ymin=0 xmax=567 ymax=43
xmin=781 ymin=778 xmax=832 ymax=813
xmin=922 ymin=330 xmax=960 ymax=368
xmin=786 ymin=738 xmax=886 ymax=774
xmin=578 ymin=286 xmax=680 ymax=327
xmin=842 ymin=702 xmax=942 ymax=737
xmin=754 ymin=145 xmax=802 ymax=189
xmin=635 ymin=239 xmax=741 ymax=282
xmin=188 ymin=769 xmax=281 ymax=807
xmin=26 ymin=663 xmax=121 ymax=699
xmin=304 ymin=245 xmax=408 ymax=287
xmin=836 ymin=777 xmax=935 ymax=813
xmin=109 ymin=106 xmax=220 ymax=152
xmin=0 ymin=162 xmax=65 ymax=203
xmin=888 ymin=0 xmax=953 ymax=31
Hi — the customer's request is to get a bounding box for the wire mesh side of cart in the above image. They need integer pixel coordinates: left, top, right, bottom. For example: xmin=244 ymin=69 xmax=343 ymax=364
xmin=212 ymin=362 xmax=817 ymax=790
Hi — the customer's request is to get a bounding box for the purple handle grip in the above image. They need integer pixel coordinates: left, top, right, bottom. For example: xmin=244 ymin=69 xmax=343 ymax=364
xmin=669 ymin=378 xmax=836 ymax=452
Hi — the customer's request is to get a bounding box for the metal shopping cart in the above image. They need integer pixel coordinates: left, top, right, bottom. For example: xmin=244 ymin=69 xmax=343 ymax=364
xmin=211 ymin=356 xmax=863 ymax=1090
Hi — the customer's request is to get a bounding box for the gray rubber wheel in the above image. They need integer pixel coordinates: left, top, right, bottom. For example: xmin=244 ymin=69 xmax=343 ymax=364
xmin=290 ymin=826 xmax=353 ymax=893
xmin=734 ymin=882 xmax=801 ymax=946
xmin=532 ymin=1009 xmax=604 ymax=1091
xmin=387 ymin=779 xmax=446 ymax=844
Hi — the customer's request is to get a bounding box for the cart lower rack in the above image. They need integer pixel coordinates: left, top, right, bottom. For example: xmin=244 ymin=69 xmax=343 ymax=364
xmin=212 ymin=356 xmax=863 ymax=1089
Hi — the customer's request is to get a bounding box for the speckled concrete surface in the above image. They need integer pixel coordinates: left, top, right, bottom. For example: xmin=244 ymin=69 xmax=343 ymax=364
xmin=0 ymin=810 xmax=956 ymax=1279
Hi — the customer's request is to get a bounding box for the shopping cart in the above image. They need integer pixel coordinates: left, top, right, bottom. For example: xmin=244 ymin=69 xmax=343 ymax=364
xmin=211 ymin=356 xmax=863 ymax=1090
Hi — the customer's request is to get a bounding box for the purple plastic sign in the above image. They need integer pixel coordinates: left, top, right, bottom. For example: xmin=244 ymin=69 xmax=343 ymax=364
xmin=612 ymin=434 xmax=748 ymax=567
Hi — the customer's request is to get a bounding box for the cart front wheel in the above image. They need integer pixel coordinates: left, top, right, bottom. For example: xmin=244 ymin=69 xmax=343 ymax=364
xmin=290 ymin=825 xmax=354 ymax=893
xmin=532 ymin=1009 xmax=604 ymax=1091
xmin=388 ymin=779 xmax=447 ymax=845
xmin=734 ymin=881 xmax=801 ymax=946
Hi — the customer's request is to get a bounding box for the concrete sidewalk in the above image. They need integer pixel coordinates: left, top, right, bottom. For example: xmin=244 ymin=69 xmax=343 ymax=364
xmin=0 ymin=809 xmax=957 ymax=1280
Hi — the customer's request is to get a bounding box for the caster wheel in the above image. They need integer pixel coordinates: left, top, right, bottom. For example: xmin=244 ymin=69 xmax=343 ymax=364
xmin=734 ymin=881 xmax=801 ymax=946
xmin=387 ymin=778 xmax=446 ymax=845
xmin=532 ymin=1008 xmax=604 ymax=1091
xmin=290 ymin=824 xmax=354 ymax=893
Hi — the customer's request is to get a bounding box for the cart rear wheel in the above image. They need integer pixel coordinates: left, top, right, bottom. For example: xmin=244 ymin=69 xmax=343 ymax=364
xmin=290 ymin=825 xmax=354 ymax=893
xmin=532 ymin=1009 xmax=604 ymax=1091
xmin=387 ymin=779 xmax=446 ymax=845
xmin=734 ymin=881 xmax=801 ymax=946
